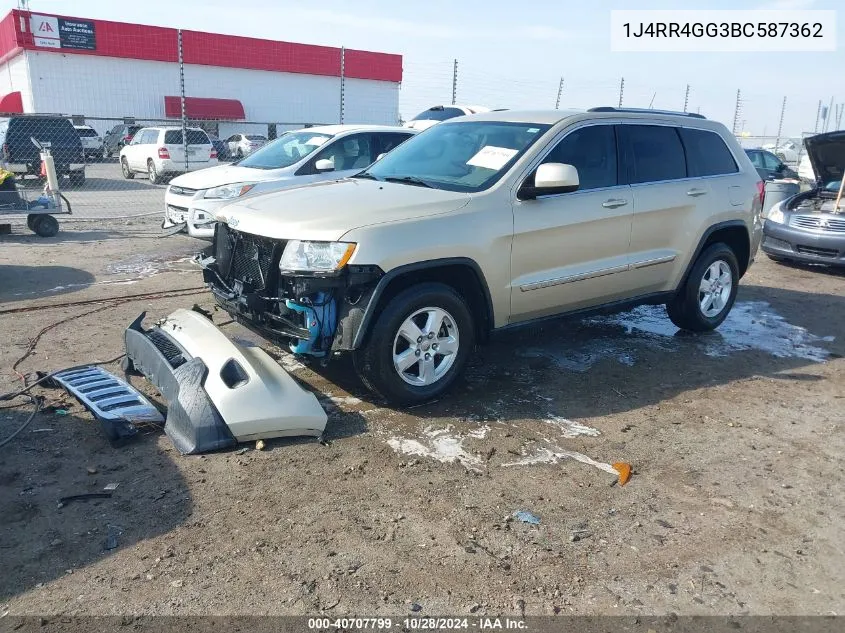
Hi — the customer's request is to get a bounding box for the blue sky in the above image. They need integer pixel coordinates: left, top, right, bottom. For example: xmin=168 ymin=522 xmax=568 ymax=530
xmin=20 ymin=0 xmax=843 ymax=136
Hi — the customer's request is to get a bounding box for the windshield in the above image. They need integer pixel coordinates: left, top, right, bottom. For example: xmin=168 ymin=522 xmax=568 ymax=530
xmin=237 ymin=131 xmax=332 ymax=169
xmin=362 ymin=121 xmax=551 ymax=192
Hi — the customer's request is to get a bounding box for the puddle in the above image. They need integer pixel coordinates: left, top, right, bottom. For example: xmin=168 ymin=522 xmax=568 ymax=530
xmin=597 ymin=301 xmax=833 ymax=362
xmin=522 ymin=301 xmax=833 ymax=370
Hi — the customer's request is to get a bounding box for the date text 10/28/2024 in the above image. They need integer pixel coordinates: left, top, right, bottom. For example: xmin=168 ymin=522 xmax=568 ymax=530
xmin=308 ymin=617 xmax=528 ymax=630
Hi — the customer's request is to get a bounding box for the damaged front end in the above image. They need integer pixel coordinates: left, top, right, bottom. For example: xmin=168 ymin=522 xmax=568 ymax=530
xmin=124 ymin=308 xmax=327 ymax=454
xmin=198 ymin=223 xmax=383 ymax=359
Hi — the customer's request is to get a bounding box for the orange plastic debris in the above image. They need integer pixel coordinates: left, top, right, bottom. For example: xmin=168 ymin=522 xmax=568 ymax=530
xmin=612 ymin=462 xmax=632 ymax=485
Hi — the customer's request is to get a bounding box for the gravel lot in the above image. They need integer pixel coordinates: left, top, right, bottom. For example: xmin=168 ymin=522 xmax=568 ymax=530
xmin=1 ymin=217 xmax=844 ymax=617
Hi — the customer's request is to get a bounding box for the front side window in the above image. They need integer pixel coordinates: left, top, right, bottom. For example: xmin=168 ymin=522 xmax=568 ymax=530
xmin=761 ymin=151 xmax=782 ymax=171
xmin=622 ymin=125 xmax=687 ymax=184
xmin=238 ymin=130 xmax=333 ymax=169
xmin=680 ymin=128 xmax=738 ymax=177
xmin=314 ymin=134 xmax=375 ymax=171
xmin=542 ymin=125 xmax=617 ymax=190
xmin=363 ymin=121 xmax=551 ymax=192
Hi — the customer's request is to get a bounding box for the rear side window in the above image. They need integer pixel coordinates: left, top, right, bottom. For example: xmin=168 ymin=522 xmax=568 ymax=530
xmin=622 ymin=125 xmax=686 ymax=184
xmin=164 ymin=130 xmax=210 ymax=145
xmin=680 ymin=128 xmax=738 ymax=176
xmin=543 ymin=124 xmax=618 ymax=190
xmin=76 ymin=128 xmax=98 ymax=137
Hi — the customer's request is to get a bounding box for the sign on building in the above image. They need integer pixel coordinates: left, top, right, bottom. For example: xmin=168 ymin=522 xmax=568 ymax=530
xmin=29 ymin=14 xmax=96 ymax=51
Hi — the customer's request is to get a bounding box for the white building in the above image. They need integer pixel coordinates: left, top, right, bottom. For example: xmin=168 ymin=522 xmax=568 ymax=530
xmin=0 ymin=9 xmax=402 ymax=138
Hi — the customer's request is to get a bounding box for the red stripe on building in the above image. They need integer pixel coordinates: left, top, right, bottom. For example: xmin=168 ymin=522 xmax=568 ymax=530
xmin=0 ymin=9 xmax=402 ymax=83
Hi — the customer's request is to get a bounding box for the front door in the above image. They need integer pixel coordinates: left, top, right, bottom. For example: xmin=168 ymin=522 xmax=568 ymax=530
xmin=510 ymin=123 xmax=634 ymax=321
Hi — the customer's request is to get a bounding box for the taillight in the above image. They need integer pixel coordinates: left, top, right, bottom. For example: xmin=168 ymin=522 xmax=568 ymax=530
xmin=756 ymin=180 xmax=765 ymax=201
xmin=210 ymin=149 xmax=217 ymax=159
xmin=158 ymin=147 xmax=170 ymax=159
xmin=124 ymin=135 xmax=133 ymax=142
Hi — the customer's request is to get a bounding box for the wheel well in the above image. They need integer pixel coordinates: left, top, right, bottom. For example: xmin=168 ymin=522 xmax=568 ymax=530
xmin=703 ymin=225 xmax=750 ymax=277
xmin=370 ymin=264 xmax=492 ymax=343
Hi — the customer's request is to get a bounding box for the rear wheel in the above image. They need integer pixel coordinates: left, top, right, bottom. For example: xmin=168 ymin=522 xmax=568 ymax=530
xmin=353 ymin=282 xmax=474 ymax=406
xmin=666 ymin=243 xmax=739 ymax=332
xmin=26 ymin=214 xmax=37 ymax=230
xmin=121 ymin=158 xmax=134 ymax=179
xmin=32 ymin=214 xmax=59 ymax=237
xmin=148 ymin=160 xmax=160 ymax=185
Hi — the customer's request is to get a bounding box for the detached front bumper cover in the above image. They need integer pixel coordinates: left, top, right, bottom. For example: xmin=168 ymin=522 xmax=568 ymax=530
xmin=124 ymin=309 xmax=327 ymax=455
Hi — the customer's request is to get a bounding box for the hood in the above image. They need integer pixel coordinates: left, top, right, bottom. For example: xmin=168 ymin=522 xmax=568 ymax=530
xmin=804 ymin=131 xmax=845 ymax=186
xmin=169 ymin=164 xmax=293 ymax=189
xmin=216 ymin=178 xmax=471 ymax=242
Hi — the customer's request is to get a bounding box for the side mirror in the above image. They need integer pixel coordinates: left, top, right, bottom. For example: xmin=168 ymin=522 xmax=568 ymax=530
xmin=519 ymin=163 xmax=579 ymax=200
xmin=376 ymin=153 xmax=386 ymax=161
xmin=315 ymin=158 xmax=335 ymax=172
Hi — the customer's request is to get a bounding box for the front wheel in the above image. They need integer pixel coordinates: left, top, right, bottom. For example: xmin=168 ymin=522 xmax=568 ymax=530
xmin=666 ymin=243 xmax=739 ymax=332
xmin=353 ymin=282 xmax=475 ymax=406
xmin=121 ymin=158 xmax=134 ymax=179
xmin=32 ymin=214 xmax=59 ymax=237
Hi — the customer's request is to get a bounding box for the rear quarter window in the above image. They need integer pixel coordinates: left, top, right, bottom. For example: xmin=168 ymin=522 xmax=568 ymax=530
xmin=680 ymin=128 xmax=738 ymax=177
xmin=622 ymin=125 xmax=687 ymax=184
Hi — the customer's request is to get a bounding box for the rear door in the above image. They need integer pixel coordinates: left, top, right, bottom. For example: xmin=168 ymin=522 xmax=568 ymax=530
xmin=510 ymin=123 xmax=634 ymax=321
xmin=622 ymin=124 xmax=734 ymax=295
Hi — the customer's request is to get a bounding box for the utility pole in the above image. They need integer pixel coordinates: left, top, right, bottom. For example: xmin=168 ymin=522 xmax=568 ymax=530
xmin=775 ymin=96 xmax=786 ymax=147
xmin=814 ymin=100 xmax=822 ymax=132
xmin=823 ymin=95 xmax=834 ymax=132
xmin=451 ymin=59 xmax=458 ymax=106
xmin=618 ymin=77 xmax=624 ymax=108
xmin=339 ymin=46 xmax=346 ymax=124
xmin=683 ymin=84 xmax=690 ymax=113
xmin=555 ymin=77 xmax=564 ymax=110
xmin=178 ymin=29 xmax=188 ymax=173
xmin=836 ymin=103 xmax=844 ymax=130
xmin=732 ymin=89 xmax=741 ymax=135
xmin=648 ymin=92 xmax=656 ymax=109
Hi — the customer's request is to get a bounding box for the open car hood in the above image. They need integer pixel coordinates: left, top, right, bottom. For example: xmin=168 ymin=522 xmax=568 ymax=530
xmin=804 ymin=130 xmax=845 ymax=186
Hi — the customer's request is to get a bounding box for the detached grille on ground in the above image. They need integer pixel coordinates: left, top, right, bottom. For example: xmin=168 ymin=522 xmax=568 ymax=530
xmin=53 ymin=366 xmax=164 ymax=424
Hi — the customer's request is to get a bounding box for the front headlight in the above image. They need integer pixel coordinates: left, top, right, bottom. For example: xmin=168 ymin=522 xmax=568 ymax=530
xmin=203 ymin=182 xmax=256 ymax=199
xmin=279 ymin=240 xmax=356 ymax=273
xmin=767 ymin=204 xmax=786 ymax=224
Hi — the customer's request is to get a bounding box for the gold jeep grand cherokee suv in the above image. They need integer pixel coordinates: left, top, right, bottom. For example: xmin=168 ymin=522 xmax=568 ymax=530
xmin=200 ymin=108 xmax=764 ymax=405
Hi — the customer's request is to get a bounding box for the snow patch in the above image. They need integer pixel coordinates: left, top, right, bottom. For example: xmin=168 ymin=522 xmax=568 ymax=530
xmin=386 ymin=425 xmax=487 ymax=469
xmin=545 ymin=416 xmax=601 ymax=438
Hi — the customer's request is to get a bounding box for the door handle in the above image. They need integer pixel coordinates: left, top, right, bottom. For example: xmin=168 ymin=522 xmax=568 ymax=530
xmin=602 ymin=198 xmax=628 ymax=209
xmin=686 ymin=188 xmax=707 ymax=197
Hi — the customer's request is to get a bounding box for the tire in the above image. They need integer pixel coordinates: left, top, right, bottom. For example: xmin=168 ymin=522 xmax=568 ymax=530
xmin=666 ymin=242 xmax=739 ymax=332
xmin=32 ymin=214 xmax=59 ymax=238
xmin=121 ymin=158 xmax=134 ymax=179
xmin=353 ymin=282 xmax=475 ymax=406
xmin=26 ymin=214 xmax=37 ymax=230
xmin=68 ymin=170 xmax=85 ymax=188
xmin=148 ymin=160 xmax=160 ymax=185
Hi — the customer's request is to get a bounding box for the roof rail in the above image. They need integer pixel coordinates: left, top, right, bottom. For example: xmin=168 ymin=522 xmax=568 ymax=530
xmin=588 ymin=106 xmax=706 ymax=119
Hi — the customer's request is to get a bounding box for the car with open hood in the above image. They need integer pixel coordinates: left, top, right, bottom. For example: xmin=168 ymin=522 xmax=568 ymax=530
xmin=163 ymin=125 xmax=416 ymax=239
xmin=199 ymin=107 xmax=762 ymax=405
xmin=762 ymin=130 xmax=845 ymax=266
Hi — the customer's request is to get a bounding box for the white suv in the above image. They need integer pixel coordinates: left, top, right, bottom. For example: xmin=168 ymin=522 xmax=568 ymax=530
xmin=163 ymin=125 xmax=415 ymax=238
xmin=120 ymin=127 xmax=217 ymax=184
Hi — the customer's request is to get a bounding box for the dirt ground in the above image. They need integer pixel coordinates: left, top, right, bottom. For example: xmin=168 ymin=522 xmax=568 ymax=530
xmin=1 ymin=216 xmax=843 ymax=617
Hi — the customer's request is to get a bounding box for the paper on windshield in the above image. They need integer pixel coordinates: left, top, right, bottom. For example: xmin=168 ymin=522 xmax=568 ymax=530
xmin=467 ymin=146 xmax=519 ymax=171
xmin=306 ymin=136 xmax=328 ymax=146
